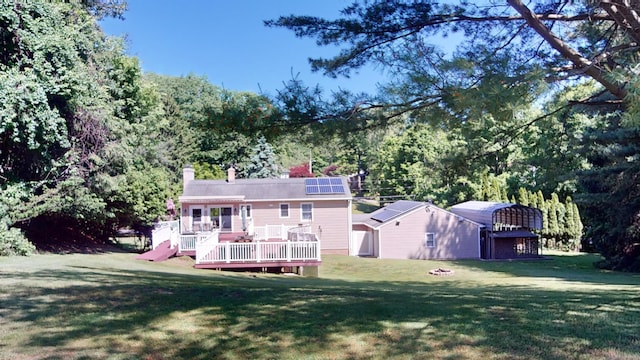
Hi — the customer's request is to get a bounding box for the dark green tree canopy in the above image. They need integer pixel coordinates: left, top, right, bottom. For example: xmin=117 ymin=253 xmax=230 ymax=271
xmin=267 ymin=0 xmax=635 ymax=101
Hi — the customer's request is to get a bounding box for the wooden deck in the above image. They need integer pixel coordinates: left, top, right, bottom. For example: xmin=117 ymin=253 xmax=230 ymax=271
xmin=194 ymin=238 xmax=321 ymax=270
xmin=194 ymin=259 xmax=321 ymax=270
xmin=149 ymin=222 xmax=321 ymax=272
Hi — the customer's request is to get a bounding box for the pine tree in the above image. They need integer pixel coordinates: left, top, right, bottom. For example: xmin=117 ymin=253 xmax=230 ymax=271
xmin=518 ymin=188 xmax=529 ymax=206
xmin=245 ymin=136 xmax=280 ymax=178
xmin=537 ymin=191 xmax=549 ymax=235
xmin=491 ymin=178 xmax=501 ymax=202
xmin=572 ymin=202 xmax=584 ymax=243
xmin=481 ymin=172 xmax=490 ymax=201
xmin=548 ymin=193 xmax=560 ymax=237
xmin=565 ymin=197 xmax=576 ymax=240
xmin=528 ymin=190 xmax=537 ymax=209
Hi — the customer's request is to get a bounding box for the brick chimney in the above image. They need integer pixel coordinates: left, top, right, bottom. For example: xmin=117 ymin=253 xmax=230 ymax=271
xmin=183 ymin=165 xmax=194 ymax=191
xmin=227 ymin=166 xmax=236 ymax=183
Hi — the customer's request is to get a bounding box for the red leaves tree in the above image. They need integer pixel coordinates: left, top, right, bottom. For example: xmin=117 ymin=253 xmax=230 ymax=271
xmin=289 ymin=163 xmax=313 ymax=177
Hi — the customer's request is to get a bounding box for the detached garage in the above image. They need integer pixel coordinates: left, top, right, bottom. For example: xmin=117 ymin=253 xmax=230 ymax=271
xmin=450 ymin=201 xmax=543 ymax=259
xmin=352 ymin=200 xmax=484 ymax=260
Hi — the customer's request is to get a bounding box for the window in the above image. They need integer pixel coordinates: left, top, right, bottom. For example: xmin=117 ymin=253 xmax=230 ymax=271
xmin=301 ymin=203 xmax=313 ymax=221
xmin=424 ymin=233 xmax=436 ymax=248
xmin=192 ymin=208 xmax=202 ymax=223
xmin=240 ymin=204 xmax=252 ymax=218
xmin=279 ymin=203 xmax=289 ymax=218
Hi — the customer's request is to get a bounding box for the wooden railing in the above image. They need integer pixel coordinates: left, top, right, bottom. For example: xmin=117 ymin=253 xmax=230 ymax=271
xmin=287 ymin=224 xmax=316 ymax=241
xmin=180 ymin=231 xmax=219 ymax=253
xmin=152 ymin=220 xmax=180 ymax=249
xmin=253 ymin=224 xmax=294 ymax=240
xmin=195 ymin=239 xmax=320 ymax=265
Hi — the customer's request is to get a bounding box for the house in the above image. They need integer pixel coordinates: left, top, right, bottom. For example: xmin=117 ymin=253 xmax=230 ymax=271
xmin=139 ymin=166 xmax=352 ymax=273
xmin=449 ymin=201 xmax=543 ymax=259
xmin=352 ymin=200 xmax=484 ymax=260
xmin=178 ymin=166 xmax=353 ymax=255
xmin=351 ymin=199 xmax=544 ymax=261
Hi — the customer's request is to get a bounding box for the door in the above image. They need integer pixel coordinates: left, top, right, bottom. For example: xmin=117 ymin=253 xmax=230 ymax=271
xmin=351 ymin=230 xmax=373 ymax=256
xmin=191 ymin=207 xmax=204 ymax=232
xmin=221 ymin=207 xmax=232 ymax=231
xmin=210 ymin=207 xmax=233 ymax=232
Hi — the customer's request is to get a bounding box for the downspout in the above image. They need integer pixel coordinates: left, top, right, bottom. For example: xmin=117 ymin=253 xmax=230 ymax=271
xmin=348 ymin=199 xmax=353 ymax=256
xmin=477 ymin=225 xmax=481 ymax=259
xmin=377 ymin=229 xmax=382 ymax=259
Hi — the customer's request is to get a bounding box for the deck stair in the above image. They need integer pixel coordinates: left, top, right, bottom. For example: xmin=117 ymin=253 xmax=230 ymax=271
xmin=136 ymin=240 xmax=177 ymax=262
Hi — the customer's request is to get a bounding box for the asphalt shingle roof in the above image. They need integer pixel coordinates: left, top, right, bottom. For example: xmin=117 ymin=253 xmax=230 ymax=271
xmin=181 ymin=177 xmax=351 ymax=201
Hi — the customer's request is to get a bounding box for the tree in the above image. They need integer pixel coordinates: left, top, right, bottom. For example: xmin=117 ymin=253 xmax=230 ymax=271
xmin=245 ymin=136 xmax=280 ymax=178
xmin=368 ymin=123 xmax=475 ymax=205
xmin=289 ymin=163 xmax=313 ymax=178
xmin=267 ymin=0 xmax=640 ymax=269
xmin=0 ymin=0 xmax=173 ymax=252
xmin=267 ymin=1 xmax=634 ymax=104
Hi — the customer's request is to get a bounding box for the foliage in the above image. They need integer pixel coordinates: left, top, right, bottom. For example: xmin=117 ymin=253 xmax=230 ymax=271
xmin=579 ymin=125 xmax=640 ymax=269
xmin=369 ymin=123 xmax=476 ymax=206
xmin=244 ymin=136 xmax=280 ymax=178
xmin=0 ymin=222 xmax=35 ymax=256
xmin=193 ymin=162 xmax=226 ymax=180
xmin=289 ymin=163 xmax=313 ymax=178
xmin=265 ymin=0 xmax=640 ymax=269
xmin=0 ymin=184 xmax=34 ymax=256
xmin=107 ymin=166 xmax=172 ymax=228
xmin=515 ymin=188 xmax=584 ymax=252
xmin=0 ymin=0 xmax=173 ymax=252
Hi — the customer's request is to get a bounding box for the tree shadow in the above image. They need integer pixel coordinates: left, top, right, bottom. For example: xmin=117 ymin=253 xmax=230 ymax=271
xmin=2 ymin=264 xmax=639 ymax=359
xmin=447 ymin=253 xmax=640 ymax=286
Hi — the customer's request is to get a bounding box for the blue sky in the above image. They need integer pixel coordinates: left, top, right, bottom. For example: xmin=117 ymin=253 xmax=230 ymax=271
xmin=100 ymin=1 xmax=387 ymax=96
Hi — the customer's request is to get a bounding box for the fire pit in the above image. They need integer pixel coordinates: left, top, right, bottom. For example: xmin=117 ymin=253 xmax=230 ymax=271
xmin=429 ymin=268 xmax=455 ymax=276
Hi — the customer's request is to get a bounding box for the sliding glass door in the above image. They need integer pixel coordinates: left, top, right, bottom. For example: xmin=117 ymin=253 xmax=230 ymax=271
xmin=210 ymin=207 xmax=232 ymax=231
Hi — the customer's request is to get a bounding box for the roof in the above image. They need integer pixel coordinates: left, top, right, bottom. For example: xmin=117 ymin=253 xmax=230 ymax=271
xmin=354 ymin=200 xmax=483 ymax=229
xmin=353 ymin=200 xmax=424 ymax=228
xmin=179 ymin=177 xmax=352 ymax=202
xmin=449 ymin=201 xmax=542 ymax=229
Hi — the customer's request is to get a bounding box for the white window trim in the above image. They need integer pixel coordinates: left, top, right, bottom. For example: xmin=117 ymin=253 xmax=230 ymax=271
xmin=240 ymin=204 xmax=252 ymax=218
xmin=301 ymin=203 xmax=313 ymax=221
xmin=279 ymin=203 xmax=290 ymax=218
xmin=425 ymin=232 xmax=436 ymax=248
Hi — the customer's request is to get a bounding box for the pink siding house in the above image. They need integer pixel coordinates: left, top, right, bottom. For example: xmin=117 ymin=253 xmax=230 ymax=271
xmin=178 ymin=166 xmax=353 ymax=255
xmin=352 ymin=200 xmax=483 ymax=260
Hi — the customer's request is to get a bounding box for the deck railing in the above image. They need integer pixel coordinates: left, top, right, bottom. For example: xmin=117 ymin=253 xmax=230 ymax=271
xmin=195 ymin=224 xmax=319 ymax=265
xmin=287 ymin=224 xmax=317 ymax=241
xmin=152 ymin=220 xmax=180 ymax=249
xmin=253 ymin=224 xmax=295 ymax=240
xmin=180 ymin=231 xmax=219 ymax=254
xmin=195 ymin=239 xmax=320 ymax=265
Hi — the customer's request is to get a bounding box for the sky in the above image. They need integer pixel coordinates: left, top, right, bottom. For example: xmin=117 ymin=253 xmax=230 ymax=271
xmin=100 ymin=1 xmax=387 ymax=96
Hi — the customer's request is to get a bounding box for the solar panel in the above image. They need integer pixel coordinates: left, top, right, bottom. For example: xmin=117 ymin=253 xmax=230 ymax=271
xmin=371 ymin=208 xmax=403 ymax=222
xmin=305 ymin=178 xmax=347 ymax=195
xmin=370 ymin=201 xmax=424 ymax=222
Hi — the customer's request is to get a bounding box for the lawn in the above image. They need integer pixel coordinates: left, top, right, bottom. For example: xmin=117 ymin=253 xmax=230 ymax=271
xmin=1 ymin=250 xmax=639 ymax=360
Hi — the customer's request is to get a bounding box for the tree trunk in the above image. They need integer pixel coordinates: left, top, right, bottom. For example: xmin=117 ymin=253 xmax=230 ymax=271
xmin=507 ymin=0 xmax=628 ymax=100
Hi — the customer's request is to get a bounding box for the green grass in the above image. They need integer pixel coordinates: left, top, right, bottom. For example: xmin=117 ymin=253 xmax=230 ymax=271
xmin=1 ymin=251 xmax=639 ymax=360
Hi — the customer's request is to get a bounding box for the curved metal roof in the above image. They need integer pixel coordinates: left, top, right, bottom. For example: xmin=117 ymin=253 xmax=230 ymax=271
xmin=450 ymin=201 xmax=542 ymax=230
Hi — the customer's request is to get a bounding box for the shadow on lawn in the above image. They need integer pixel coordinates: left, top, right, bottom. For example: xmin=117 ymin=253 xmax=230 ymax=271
xmin=448 ymin=253 xmax=640 ymax=286
xmin=3 ymin=264 xmax=640 ymax=360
